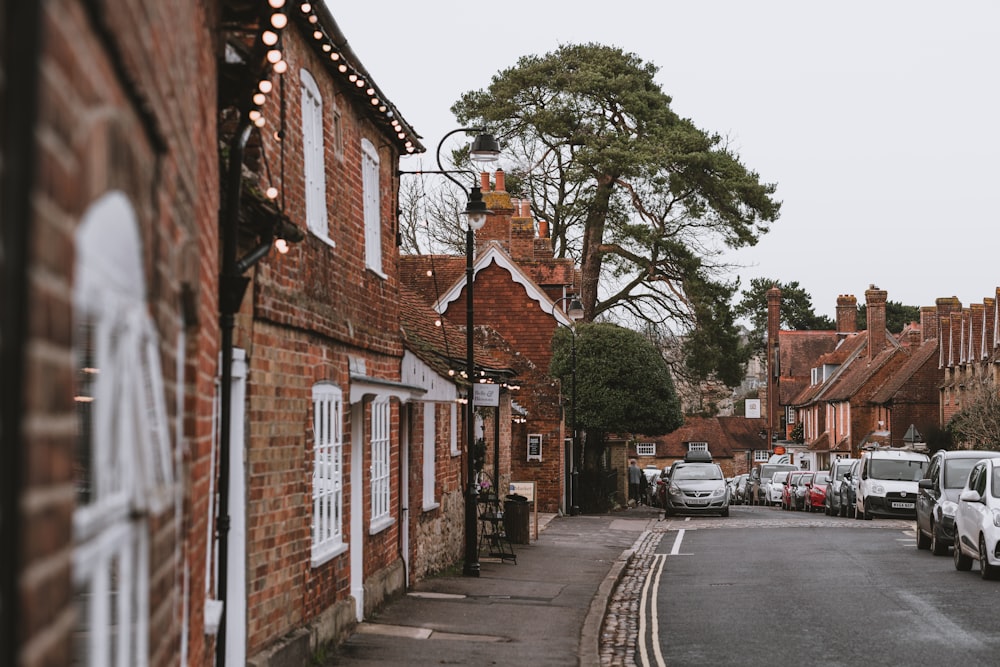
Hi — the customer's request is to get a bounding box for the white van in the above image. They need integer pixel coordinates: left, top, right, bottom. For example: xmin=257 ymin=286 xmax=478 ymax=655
xmin=855 ymin=449 xmax=929 ymax=519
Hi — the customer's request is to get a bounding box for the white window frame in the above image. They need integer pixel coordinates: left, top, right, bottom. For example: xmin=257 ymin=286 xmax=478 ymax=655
xmin=72 ymin=191 xmax=175 ymax=667
xmin=688 ymin=442 xmax=709 ymax=452
xmin=361 ymin=138 xmax=383 ymax=275
xmin=422 ymin=402 xmax=438 ymax=510
xmin=450 ymin=403 xmax=460 ymax=456
xmin=754 ymin=450 xmax=771 ymax=462
xmin=312 ymin=383 xmax=345 ymax=566
xmin=635 ymin=442 xmax=656 ymax=457
xmin=369 ymin=397 xmax=392 ymax=532
xmin=300 ymin=69 xmax=332 ymax=246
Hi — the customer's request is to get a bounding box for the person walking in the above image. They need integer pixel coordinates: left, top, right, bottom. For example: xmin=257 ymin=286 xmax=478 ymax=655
xmin=628 ymin=459 xmax=642 ymax=507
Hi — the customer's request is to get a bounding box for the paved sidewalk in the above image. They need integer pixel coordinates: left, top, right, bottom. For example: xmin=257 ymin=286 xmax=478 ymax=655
xmin=326 ymin=504 xmax=661 ymax=666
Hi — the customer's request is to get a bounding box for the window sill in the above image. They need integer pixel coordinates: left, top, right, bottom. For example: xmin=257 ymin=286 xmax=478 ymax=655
xmin=309 ymin=228 xmax=336 ymax=249
xmin=369 ymin=515 xmax=395 ymax=536
xmin=311 ymin=541 xmax=348 ymax=568
xmin=422 ymin=501 xmax=440 ymax=513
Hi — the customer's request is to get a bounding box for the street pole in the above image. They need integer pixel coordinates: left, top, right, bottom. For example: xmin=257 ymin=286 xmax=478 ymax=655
xmin=463 ymin=222 xmax=480 ymax=577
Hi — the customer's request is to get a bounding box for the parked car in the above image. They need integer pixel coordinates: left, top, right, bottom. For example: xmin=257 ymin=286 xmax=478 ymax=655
xmin=732 ymin=473 xmax=750 ymax=505
xmin=842 ymin=459 xmax=862 ymax=518
xmin=806 ymin=471 xmax=830 ymax=512
xmin=662 ymin=454 xmax=729 ymax=517
xmin=748 ymin=463 xmax=798 ymax=505
xmin=953 ymin=457 xmax=1000 ymax=579
xmin=781 ymin=471 xmax=803 ymax=510
xmin=854 ymin=449 xmax=929 ymax=520
xmin=824 ymin=458 xmax=858 ymax=516
xmin=770 ymin=470 xmax=793 ymax=507
xmin=917 ymin=449 xmax=1000 ymax=556
xmin=792 ymin=471 xmax=813 ymax=511
xmin=642 ymin=465 xmax=661 ymax=506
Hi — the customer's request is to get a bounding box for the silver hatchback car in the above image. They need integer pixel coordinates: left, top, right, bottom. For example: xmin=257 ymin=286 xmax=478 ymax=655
xmin=663 ymin=460 xmax=729 ymax=517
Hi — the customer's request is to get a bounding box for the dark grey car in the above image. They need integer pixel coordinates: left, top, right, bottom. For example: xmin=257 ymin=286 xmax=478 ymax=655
xmin=916 ymin=449 xmax=1000 ymax=555
xmin=824 ymin=458 xmax=857 ymax=516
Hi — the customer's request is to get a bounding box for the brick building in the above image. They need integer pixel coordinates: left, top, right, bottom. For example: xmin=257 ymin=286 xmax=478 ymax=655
xmin=3 ymin=1 xmax=219 ymax=665
xmin=401 ymin=174 xmax=580 ymax=513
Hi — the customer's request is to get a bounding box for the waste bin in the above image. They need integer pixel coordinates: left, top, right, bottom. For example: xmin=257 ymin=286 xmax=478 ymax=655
xmin=504 ymin=494 xmax=530 ymax=544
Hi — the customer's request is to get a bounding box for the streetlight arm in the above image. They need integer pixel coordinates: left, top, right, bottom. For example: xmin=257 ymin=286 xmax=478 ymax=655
xmin=435 ymin=127 xmax=488 ymax=191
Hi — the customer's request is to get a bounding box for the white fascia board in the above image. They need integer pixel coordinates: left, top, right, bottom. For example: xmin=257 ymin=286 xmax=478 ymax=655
xmin=433 ymin=242 xmax=574 ymax=326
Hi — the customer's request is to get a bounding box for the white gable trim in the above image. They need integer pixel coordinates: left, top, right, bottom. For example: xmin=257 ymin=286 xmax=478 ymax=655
xmin=401 ymin=350 xmax=459 ymax=403
xmin=433 ymin=242 xmax=574 ymax=326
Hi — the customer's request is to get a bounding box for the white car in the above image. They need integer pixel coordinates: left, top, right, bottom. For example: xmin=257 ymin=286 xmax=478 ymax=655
xmin=953 ymin=456 xmax=1000 ymax=579
xmin=766 ymin=471 xmax=791 ymax=506
xmin=854 ymin=449 xmax=929 ymax=520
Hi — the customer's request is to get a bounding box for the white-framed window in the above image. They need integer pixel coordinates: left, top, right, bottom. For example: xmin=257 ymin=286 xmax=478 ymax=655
xmin=635 ymin=442 xmax=656 ymax=457
xmin=300 ymin=69 xmax=332 ymax=245
xmin=361 ymin=138 xmax=383 ymax=275
xmin=422 ymin=403 xmax=437 ymax=509
xmin=311 ymin=383 xmax=344 ymax=566
xmin=370 ymin=397 xmax=391 ymax=529
xmin=450 ymin=403 xmax=460 ymax=456
xmin=72 ymin=191 xmax=175 ymax=667
xmin=754 ymin=450 xmax=771 ymax=462
xmin=688 ymin=442 xmax=708 ymax=452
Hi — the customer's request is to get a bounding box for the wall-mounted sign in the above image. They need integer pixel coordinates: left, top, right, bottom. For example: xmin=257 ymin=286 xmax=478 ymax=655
xmin=745 ymin=399 xmax=761 ymax=418
xmin=527 ymin=433 xmax=542 ymax=461
xmin=473 ymin=383 xmax=500 ymax=407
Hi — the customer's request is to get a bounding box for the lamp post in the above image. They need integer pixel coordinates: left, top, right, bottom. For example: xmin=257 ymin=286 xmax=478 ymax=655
xmin=554 ymin=296 xmax=584 ymax=515
xmin=403 ymin=127 xmax=500 ymax=577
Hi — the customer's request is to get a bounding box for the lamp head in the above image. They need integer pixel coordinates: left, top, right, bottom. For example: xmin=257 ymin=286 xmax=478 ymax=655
xmin=464 ymin=185 xmax=490 ymax=231
xmin=567 ymin=297 xmax=584 ymax=321
xmin=469 ymin=133 xmax=501 ymax=164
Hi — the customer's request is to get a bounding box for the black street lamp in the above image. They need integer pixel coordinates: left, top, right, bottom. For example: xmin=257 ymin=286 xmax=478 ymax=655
xmin=402 ymin=127 xmax=500 ymax=577
xmin=554 ymin=296 xmax=584 ymax=515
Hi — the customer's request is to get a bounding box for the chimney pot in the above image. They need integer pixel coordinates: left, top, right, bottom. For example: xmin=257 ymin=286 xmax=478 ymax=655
xmin=495 ymin=169 xmax=505 ymax=192
xmin=480 ymin=172 xmax=490 ymax=191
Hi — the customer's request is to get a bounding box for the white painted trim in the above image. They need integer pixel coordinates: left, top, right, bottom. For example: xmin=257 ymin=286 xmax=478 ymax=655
xmin=432 ymin=242 xmax=574 ymax=326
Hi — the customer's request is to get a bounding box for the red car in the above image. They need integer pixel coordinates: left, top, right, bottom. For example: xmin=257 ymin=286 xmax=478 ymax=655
xmin=804 ymin=471 xmax=830 ymax=512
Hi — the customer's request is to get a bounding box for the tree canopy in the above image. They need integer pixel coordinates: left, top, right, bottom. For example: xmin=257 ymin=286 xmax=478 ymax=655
xmin=550 ymin=322 xmax=683 ymax=439
xmin=734 ymin=278 xmax=835 ymax=356
xmin=454 ymin=43 xmax=780 ymax=385
xmin=856 ymin=301 xmax=921 ymax=334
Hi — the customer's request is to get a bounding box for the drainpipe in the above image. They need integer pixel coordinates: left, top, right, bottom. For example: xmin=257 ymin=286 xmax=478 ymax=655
xmin=216 ymin=118 xmax=254 ymax=667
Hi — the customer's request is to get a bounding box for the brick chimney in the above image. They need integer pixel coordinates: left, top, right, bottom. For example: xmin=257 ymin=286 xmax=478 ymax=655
xmin=919 ymin=305 xmax=938 ymax=342
xmin=865 ymin=284 xmax=888 ymax=362
xmin=984 ymin=297 xmax=996 ymax=351
xmin=477 ymin=171 xmax=515 ymax=255
xmin=836 ymin=294 xmax=857 ymax=333
xmin=766 ymin=286 xmax=781 ymax=442
xmin=970 ymin=302 xmax=985 ymax=361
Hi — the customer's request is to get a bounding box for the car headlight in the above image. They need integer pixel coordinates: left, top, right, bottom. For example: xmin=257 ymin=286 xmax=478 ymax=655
xmin=992 ymin=510 xmax=1000 ymax=528
xmin=712 ymin=486 xmax=725 ymax=497
xmin=871 ymin=484 xmax=885 ymax=495
xmin=939 ymin=500 xmax=958 ymax=518
xmin=669 ymin=484 xmax=682 ymax=496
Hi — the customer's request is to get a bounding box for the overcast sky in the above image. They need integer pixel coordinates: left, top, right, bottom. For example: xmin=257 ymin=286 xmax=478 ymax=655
xmin=330 ymin=0 xmax=999 ymax=320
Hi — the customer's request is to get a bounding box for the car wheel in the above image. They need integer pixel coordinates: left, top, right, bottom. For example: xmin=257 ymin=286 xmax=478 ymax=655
xmin=916 ymin=521 xmax=931 ymax=550
xmin=954 ymin=534 xmax=973 ymax=571
xmin=721 ymin=507 xmax=729 ymax=517
xmin=862 ymin=499 xmax=873 ymax=520
xmin=931 ymin=525 xmax=949 ymax=556
xmin=839 ymin=500 xmax=847 ymax=518
xmin=979 ymin=535 xmax=998 ymax=580
xmin=855 ymin=501 xmax=864 ymax=520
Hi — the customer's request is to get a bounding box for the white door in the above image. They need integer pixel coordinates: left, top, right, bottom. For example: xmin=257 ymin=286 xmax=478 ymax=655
xmin=350 ymin=402 xmax=365 ymax=620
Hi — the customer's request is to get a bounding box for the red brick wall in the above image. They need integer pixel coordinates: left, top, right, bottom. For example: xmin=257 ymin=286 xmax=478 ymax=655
xmin=18 ymin=2 xmax=219 ymax=666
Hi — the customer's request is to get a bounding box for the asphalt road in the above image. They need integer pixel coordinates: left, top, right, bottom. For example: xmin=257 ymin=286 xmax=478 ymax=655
xmin=636 ymin=504 xmax=1000 ymax=667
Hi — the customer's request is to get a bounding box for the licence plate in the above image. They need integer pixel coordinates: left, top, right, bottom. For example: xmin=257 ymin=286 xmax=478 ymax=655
xmin=688 ymin=499 xmax=708 ymax=506
xmin=891 ymin=502 xmax=914 ymax=509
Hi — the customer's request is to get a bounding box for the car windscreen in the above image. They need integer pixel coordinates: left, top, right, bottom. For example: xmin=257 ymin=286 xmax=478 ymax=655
xmin=673 ymin=465 xmax=722 ymax=481
xmin=760 ymin=465 xmax=796 ymax=480
xmin=814 ymin=472 xmax=830 ymax=484
xmin=834 ymin=463 xmax=852 ymax=480
xmin=944 ymin=458 xmax=980 ymax=489
xmin=992 ymin=468 xmax=1000 ymax=499
xmin=869 ymin=458 xmax=927 ymax=482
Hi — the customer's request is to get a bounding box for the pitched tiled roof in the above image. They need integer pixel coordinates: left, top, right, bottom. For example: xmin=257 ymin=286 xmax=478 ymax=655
xmin=777 ymin=330 xmax=841 ymax=405
xmin=870 ymin=338 xmax=939 ymax=404
xmin=399 ymin=285 xmax=512 ymax=381
xmin=634 ymin=416 xmax=768 ymax=460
